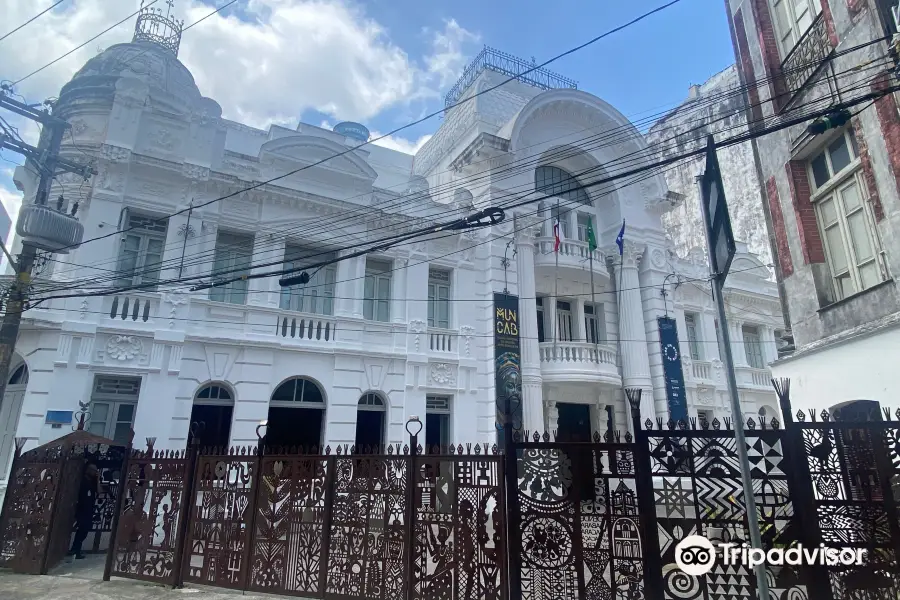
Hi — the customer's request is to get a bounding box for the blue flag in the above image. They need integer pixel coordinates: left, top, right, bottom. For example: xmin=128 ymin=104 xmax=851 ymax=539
xmin=615 ymin=220 xmax=626 ymax=256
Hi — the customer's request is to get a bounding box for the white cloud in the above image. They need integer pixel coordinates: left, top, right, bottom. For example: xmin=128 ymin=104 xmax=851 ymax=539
xmin=423 ymin=19 xmax=481 ymax=89
xmin=370 ymin=132 xmax=433 ymax=155
xmin=0 ymin=1 xmax=478 ymax=133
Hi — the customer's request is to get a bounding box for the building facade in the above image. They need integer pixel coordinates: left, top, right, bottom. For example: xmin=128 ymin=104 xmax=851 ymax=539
xmin=724 ymin=0 xmax=900 ymax=414
xmin=646 ymin=65 xmax=773 ymax=269
xmin=0 ymin=17 xmax=784 ymax=485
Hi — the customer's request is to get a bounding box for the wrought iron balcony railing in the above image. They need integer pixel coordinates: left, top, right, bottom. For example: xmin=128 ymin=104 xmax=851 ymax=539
xmin=781 ymin=13 xmax=833 ymax=104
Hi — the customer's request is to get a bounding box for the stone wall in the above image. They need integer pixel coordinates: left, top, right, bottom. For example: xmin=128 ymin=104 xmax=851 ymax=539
xmin=646 ymin=65 xmax=773 ymax=270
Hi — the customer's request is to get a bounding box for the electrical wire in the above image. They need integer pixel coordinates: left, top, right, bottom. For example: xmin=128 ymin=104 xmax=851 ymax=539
xmin=43 ymin=0 xmax=690 ymax=257
xmin=41 ymin=41 xmax=888 ymax=285
xmin=32 ymin=74 xmax=888 ymax=303
xmin=11 ymin=1 xmax=159 ymax=86
xmin=44 ymin=58 xmax=884 ymax=296
xmin=45 ymin=46 xmax=892 ymax=291
xmin=0 ymin=1 xmax=67 ymax=43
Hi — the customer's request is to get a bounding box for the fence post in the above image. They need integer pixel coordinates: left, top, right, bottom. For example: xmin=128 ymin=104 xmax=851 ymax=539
xmin=39 ymin=446 xmax=73 ymax=574
xmin=240 ymin=423 xmax=267 ymax=591
xmin=103 ymin=430 xmax=135 ymax=581
xmin=502 ymin=397 xmax=522 ymax=600
xmin=773 ymin=379 xmax=835 ymax=600
xmin=171 ymin=430 xmax=201 ymax=588
xmin=627 ymin=388 xmax=662 ymax=600
xmin=405 ymin=417 xmax=422 ymax=600
xmin=318 ymin=450 xmax=337 ymax=595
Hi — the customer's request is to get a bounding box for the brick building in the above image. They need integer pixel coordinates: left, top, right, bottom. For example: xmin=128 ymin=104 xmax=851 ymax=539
xmin=724 ymin=0 xmax=900 ymax=413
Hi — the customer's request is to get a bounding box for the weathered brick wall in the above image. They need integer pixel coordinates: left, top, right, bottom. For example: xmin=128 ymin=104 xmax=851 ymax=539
xmin=766 ymin=175 xmax=794 ymax=277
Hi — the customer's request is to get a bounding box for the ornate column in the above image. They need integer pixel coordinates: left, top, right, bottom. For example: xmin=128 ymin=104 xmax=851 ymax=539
xmin=731 ymin=320 xmax=749 ymax=366
xmin=334 ymin=249 xmax=356 ymax=318
xmin=574 ymin=298 xmax=586 ymax=342
xmin=391 ymin=256 xmax=408 ymax=324
xmin=516 ymin=228 xmax=544 ymax=431
xmin=606 ymin=240 xmax=655 ymax=420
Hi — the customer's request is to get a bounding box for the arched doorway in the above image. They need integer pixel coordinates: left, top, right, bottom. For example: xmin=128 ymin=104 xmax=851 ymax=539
xmin=267 ymin=377 xmax=325 ymax=448
xmin=1 ymin=363 xmax=29 ymax=480
xmin=355 ymin=393 xmax=386 ymax=451
xmin=189 ymin=383 xmax=234 ymax=448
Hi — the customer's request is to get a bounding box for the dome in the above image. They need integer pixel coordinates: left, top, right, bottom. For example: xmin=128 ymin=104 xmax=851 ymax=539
xmin=58 ymin=41 xmax=203 ymax=109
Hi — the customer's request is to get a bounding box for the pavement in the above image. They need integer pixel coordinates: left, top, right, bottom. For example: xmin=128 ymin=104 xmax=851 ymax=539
xmin=0 ymin=555 xmax=295 ymax=600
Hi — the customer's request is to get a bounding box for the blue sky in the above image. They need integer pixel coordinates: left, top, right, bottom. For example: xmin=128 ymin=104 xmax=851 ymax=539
xmin=301 ymin=0 xmax=736 ymax=142
xmin=0 ymin=0 xmax=735 ymax=248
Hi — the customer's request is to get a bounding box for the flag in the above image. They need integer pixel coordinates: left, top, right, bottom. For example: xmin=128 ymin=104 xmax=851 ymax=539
xmin=553 ymin=217 xmax=563 ymax=253
xmin=615 ymin=220 xmax=626 ymax=256
xmin=586 ymin=217 xmax=598 ymax=252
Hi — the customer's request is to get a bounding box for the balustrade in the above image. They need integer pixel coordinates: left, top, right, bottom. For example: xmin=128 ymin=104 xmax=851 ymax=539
xmin=276 ymin=314 xmax=336 ymax=342
xmin=428 ymin=328 xmax=455 ymax=353
xmin=692 ymin=360 xmax=712 ymax=381
xmin=106 ymin=295 xmax=157 ymax=323
xmin=538 ymin=341 xmax=616 ymax=365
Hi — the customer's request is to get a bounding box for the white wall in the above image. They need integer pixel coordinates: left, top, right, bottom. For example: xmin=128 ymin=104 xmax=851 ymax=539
xmin=771 ymin=325 xmax=900 ymax=415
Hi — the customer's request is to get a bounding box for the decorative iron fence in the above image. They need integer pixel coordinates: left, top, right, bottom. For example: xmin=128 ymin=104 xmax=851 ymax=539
xmin=5 ymin=380 xmax=900 ymax=600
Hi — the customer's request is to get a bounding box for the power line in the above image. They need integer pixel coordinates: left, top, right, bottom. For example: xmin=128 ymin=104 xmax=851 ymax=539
xmin=0 ymin=1 xmax=67 ymax=43
xmin=45 ymin=0 xmax=687 ymax=257
xmin=30 ymin=74 xmax=887 ymax=304
xmin=46 ymin=45 xmax=889 ymax=292
xmin=11 ymin=1 xmax=159 ymax=86
xmin=41 ymin=40 xmax=887 ymax=287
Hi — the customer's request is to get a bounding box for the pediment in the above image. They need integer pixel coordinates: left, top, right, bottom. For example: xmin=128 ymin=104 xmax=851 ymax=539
xmin=259 ymin=135 xmax=378 ymax=181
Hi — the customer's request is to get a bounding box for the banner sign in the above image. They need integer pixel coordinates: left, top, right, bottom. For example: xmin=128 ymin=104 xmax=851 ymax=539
xmin=494 ymin=293 xmax=523 ymax=440
xmin=658 ymin=316 xmax=688 ymax=422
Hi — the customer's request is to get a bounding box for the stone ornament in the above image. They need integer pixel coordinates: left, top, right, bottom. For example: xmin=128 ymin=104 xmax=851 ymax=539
xmin=409 ymin=319 xmax=426 ymax=352
xmin=101 ymin=144 xmax=131 ymax=164
xmin=697 ymin=387 xmax=715 ymax=405
xmin=181 ymin=163 xmax=210 ymax=181
xmin=430 ymin=363 xmax=456 ymax=386
xmin=459 ymin=325 xmax=476 ymax=357
xmin=650 ymin=248 xmax=666 ymax=269
xmin=164 ymin=290 xmax=189 ymax=329
xmin=106 ymin=335 xmax=143 ymax=361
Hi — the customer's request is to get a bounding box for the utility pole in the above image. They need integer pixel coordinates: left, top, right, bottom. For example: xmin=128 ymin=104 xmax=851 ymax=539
xmin=0 ymin=88 xmax=91 ymax=407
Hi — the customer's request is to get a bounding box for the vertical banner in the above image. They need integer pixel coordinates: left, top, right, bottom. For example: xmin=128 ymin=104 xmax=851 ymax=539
xmin=494 ymin=293 xmax=523 ymax=444
xmin=658 ymin=316 xmax=688 ymax=422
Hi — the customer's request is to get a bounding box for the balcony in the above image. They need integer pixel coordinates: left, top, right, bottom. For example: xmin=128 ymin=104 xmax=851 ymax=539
xmin=780 ymin=13 xmax=832 ymax=106
xmin=691 ymin=360 xmax=713 ymax=382
xmin=534 ymin=237 xmax=607 ymax=277
xmin=736 ymin=366 xmax=773 ymax=390
xmin=538 ymin=341 xmax=619 ymax=384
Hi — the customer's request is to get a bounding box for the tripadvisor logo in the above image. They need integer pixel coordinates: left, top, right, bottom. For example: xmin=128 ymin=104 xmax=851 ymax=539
xmin=674 ymin=535 xmax=866 ymax=576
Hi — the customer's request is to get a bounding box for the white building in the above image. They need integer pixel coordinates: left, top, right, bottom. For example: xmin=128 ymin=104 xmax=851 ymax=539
xmin=0 ymin=19 xmax=784 ymax=486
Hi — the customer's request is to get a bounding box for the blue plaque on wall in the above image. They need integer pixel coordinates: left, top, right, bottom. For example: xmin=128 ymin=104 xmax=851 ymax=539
xmin=658 ymin=316 xmax=688 ymax=422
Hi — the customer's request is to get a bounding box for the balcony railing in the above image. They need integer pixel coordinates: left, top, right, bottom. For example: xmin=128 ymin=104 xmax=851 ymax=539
xmin=781 ymin=13 xmax=832 ymax=104
xmin=276 ymin=313 xmax=336 ymax=342
xmin=539 ymin=341 xmax=616 ymax=366
xmin=104 ymin=294 xmax=158 ymax=323
xmin=535 ymin=237 xmax=605 ymax=266
xmin=692 ymin=360 xmax=712 ymax=381
xmin=428 ymin=328 xmax=456 ymax=353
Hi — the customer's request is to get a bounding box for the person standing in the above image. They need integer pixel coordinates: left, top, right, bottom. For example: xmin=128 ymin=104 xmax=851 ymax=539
xmin=69 ymin=462 xmax=101 ymax=559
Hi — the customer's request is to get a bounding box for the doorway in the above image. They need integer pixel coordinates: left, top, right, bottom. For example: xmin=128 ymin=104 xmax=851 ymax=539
xmin=267 ymin=377 xmax=326 ymax=449
xmin=557 ymin=402 xmax=592 ymax=442
xmin=0 ymin=363 xmax=28 ymax=480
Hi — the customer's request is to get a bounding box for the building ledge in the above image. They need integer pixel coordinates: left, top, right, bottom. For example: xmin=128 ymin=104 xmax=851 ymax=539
xmin=773 ymin=307 xmax=900 ymax=366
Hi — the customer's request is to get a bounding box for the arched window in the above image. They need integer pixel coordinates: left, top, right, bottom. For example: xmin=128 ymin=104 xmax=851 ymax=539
xmin=267 ymin=377 xmax=326 ymax=448
xmin=190 ymin=383 xmax=234 ymax=448
xmin=535 ymin=166 xmax=592 ymax=206
xmin=355 ymin=393 xmax=385 ymax=452
xmin=8 ymin=364 xmax=28 ymax=386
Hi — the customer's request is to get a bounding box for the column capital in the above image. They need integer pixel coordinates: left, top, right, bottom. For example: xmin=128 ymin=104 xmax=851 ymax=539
xmin=604 ymin=240 xmax=644 ymax=269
